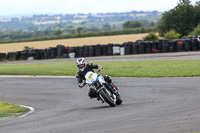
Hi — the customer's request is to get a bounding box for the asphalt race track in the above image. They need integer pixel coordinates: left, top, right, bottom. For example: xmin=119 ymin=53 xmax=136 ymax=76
xmin=0 ymin=76 xmax=200 ymax=133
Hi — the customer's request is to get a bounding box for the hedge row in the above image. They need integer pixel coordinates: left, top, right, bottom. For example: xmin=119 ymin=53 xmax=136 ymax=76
xmin=1 ymin=37 xmax=200 ymax=61
xmin=0 ymin=27 xmax=157 ymax=44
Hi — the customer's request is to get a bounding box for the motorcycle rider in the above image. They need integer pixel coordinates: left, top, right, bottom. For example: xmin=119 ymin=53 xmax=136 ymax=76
xmin=76 ymin=57 xmax=116 ymax=99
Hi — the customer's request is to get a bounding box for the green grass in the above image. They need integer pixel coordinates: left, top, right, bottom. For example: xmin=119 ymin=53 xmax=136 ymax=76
xmin=0 ymin=60 xmax=200 ymax=77
xmin=0 ymin=101 xmax=28 ymax=118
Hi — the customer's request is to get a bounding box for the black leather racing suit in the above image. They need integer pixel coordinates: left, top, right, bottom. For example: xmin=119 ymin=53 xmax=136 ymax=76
xmin=76 ymin=63 xmax=112 ymax=98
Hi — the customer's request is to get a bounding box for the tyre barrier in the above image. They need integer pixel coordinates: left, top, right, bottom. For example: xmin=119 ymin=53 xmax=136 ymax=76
xmin=57 ymin=45 xmax=65 ymax=58
xmin=101 ymin=45 xmax=107 ymax=56
xmin=0 ymin=53 xmax=6 ymax=61
xmin=176 ymin=40 xmax=184 ymax=52
xmin=132 ymin=42 xmax=139 ymax=54
xmin=138 ymin=41 xmax=145 ymax=54
xmin=2 ymin=36 xmax=200 ymax=61
xmin=162 ymin=39 xmax=170 ymax=53
xmin=120 ymin=47 xmax=125 ymax=55
xmin=124 ymin=42 xmax=133 ymax=55
xmin=95 ymin=44 xmax=102 ymax=56
xmin=168 ymin=40 xmax=176 ymax=52
xmin=184 ymin=39 xmax=192 ymax=52
xmin=113 ymin=44 xmax=120 ymax=55
xmin=107 ymin=43 xmax=113 ymax=56
xmin=79 ymin=46 xmax=84 ymax=57
xmin=151 ymin=41 xmax=158 ymax=53
xmin=83 ymin=45 xmax=90 ymax=57
xmin=191 ymin=38 xmax=199 ymax=51
xmin=145 ymin=41 xmax=152 ymax=54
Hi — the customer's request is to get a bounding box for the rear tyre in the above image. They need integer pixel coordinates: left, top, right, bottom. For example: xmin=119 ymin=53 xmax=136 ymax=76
xmin=99 ymin=89 xmax=116 ymax=107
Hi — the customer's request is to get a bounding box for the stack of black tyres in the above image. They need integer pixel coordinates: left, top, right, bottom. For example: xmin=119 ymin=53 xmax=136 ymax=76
xmin=101 ymin=45 xmax=107 ymax=56
xmin=107 ymin=44 xmax=113 ymax=56
xmin=57 ymin=45 xmax=65 ymax=58
xmin=198 ymin=38 xmax=200 ymax=50
xmin=191 ymin=38 xmax=199 ymax=51
xmin=63 ymin=47 xmax=70 ymax=58
xmin=47 ymin=48 xmax=52 ymax=59
xmin=89 ymin=45 xmax=95 ymax=57
xmin=49 ymin=47 xmax=57 ymax=59
xmin=21 ymin=50 xmax=29 ymax=60
xmin=162 ymin=39 xmax=169 ymax=53
xmin=95 ymin=44 xmax=102 ymax=56
xmin=83 ymin=45 xmax=89 ymax=57
xmin=43 ymin=49 xmax=48 ymax=59
xmin=7 ymin=52 xmax=16 ymax=60
xmin=40 ymin=50 xmax=45 ymax=59
xmin=184 ymin=39 xmax=192 ymax=51
xmin=79 ymin=46 xmax=84 ymax=57
xmin=124 ymin=42 xmax=133 ymax=55
xmin=69 ymin=47 xmax=75 ymax=53
xmin=132 ymin=42 xmax=139 ymax=54
xmin=0 ymin=53 xmax=6 ymax=61
xmin=157 ymin=40 xmax=163 ymax=52
xmin=151 ymin=42 xmax=158 ymax=53
xmin=28 ymin=50 xmax=34 ymax=58
xmin=138 ymin=41 xmax=145 ymax=54
xmin=145 ymin=41 xmax=152 ymax=53
xmin=176 ymin=40 xmax=184 ymax=52
xmin=32 ymin=49 xmax=41 ymax=60
xmin=169 ymin=40 xmax=176 ymax=52
xmin=68 ymin=47 xmax=76 ymax=58
xmin=74 ymin=47 xmax=80 ymax=58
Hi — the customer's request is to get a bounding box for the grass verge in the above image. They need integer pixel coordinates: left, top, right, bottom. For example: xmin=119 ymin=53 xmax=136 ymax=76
xmin=0 ymin=101 xmax=28 ymax=119
xmin=0 ymin=60 xmax=200 ymax=77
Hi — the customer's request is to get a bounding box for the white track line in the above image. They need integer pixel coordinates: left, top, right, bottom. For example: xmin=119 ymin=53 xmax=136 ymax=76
xmin=18 ymin=105 xmax=35 ymax=118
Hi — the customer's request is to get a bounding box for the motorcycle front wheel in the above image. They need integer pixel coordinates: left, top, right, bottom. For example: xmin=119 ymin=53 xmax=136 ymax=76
xmin=99 ymin=89 xmax=116 ymax=107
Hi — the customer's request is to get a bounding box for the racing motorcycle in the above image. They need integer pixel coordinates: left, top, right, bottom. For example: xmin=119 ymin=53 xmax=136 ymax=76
xmin=85 ymin=71 xmax=122 ymax=107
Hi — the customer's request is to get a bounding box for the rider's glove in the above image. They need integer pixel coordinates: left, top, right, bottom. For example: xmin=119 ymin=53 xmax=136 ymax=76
xmin=98 ymin=65 xmax=103 ymax=72
xmin=78 ymin=81 xmax=86 ymax=88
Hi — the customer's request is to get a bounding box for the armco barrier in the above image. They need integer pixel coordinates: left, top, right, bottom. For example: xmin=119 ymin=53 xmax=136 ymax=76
xmin=2 ymin=36 xmax=200 ymax=61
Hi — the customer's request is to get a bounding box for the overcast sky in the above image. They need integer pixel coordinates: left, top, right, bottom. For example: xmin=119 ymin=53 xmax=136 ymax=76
xmin=0 ymin=0 xmax=198 ymax=17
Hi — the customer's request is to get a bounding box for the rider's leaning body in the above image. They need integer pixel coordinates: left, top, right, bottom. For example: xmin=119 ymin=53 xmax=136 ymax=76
xmin=76 ymin=58 xmax=115 ymax=98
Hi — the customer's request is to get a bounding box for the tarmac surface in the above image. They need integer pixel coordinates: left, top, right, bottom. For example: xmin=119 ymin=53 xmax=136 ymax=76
xmin=0 ymin=77 xmax=200 ymax=133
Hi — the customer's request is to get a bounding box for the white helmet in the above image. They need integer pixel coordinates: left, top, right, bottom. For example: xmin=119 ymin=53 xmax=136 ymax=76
xmin=76 ymin=58 xmax=86 ymax=71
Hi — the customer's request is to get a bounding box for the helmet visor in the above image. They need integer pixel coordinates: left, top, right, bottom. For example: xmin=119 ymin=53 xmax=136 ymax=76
xmin=79 ymin=64 xmax=85 ymax=68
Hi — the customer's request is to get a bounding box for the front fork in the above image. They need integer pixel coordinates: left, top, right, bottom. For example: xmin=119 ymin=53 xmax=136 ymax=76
xmin=103 ymin=83 xmax=119 ymax=96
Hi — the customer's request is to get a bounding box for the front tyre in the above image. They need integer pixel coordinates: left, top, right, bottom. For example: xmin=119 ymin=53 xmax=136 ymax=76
xmin=116 ymin=95 xmax=122 ymax=105
xmin=99 ymin=89 xmax=116 ymax=107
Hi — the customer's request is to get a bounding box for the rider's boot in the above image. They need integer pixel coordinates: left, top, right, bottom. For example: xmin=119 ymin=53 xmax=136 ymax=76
xmin=88 ymin=89 xmax=98 ymax=99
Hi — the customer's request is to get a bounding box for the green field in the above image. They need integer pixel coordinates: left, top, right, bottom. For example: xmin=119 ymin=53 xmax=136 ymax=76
xmin=0 ymin=101 xmax=28 ymax=119
xmin=0 ymin=60 xmax=200 ymax=77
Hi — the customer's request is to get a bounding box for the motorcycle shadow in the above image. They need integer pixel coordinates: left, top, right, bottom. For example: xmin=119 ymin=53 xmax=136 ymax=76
xmin=86 ymin=105 xmax=113 ymax=110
